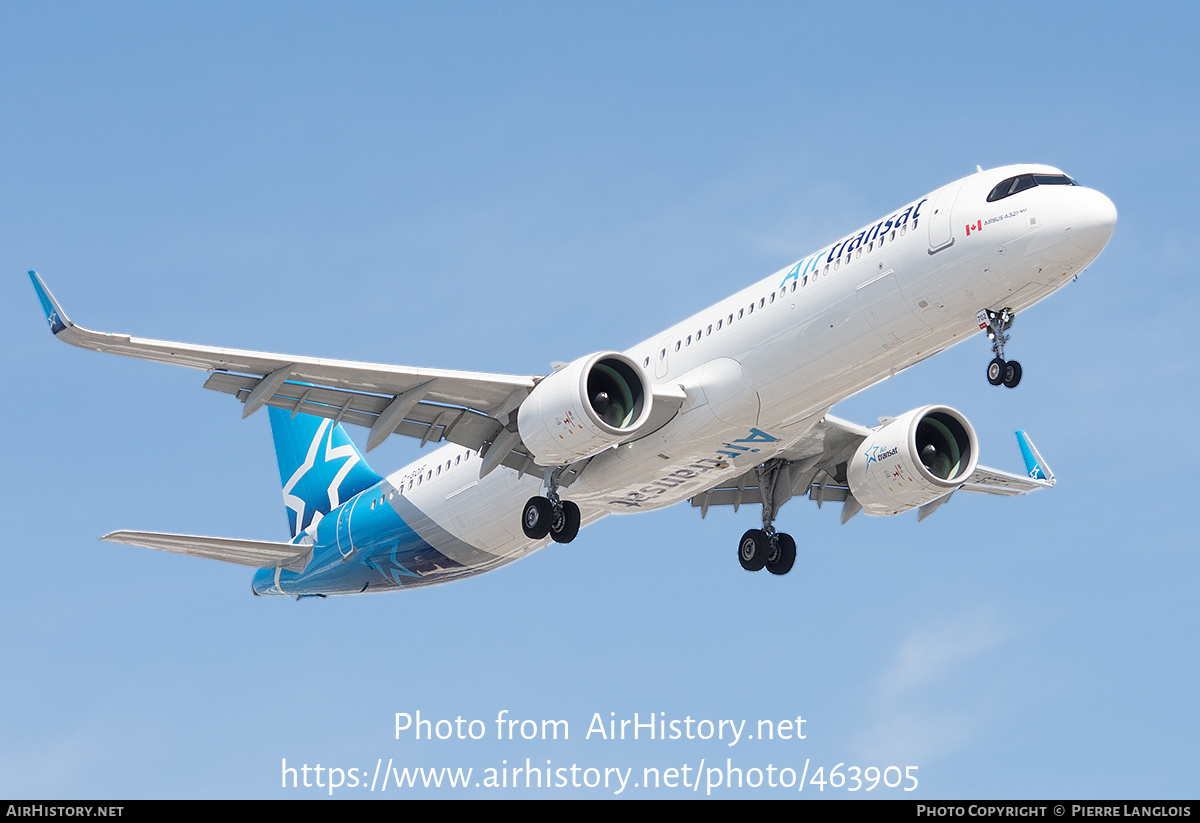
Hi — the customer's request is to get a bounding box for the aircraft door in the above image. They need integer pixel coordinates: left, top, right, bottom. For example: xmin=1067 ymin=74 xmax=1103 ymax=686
xmin=336 ymin=498 xmax=356 ymax=558
xmin=926 ymin=180 xmax=965 ymax=254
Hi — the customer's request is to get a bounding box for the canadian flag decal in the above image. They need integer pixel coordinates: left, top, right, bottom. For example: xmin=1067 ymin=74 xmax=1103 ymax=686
xmin=965 ymin=219 xmax=983 ymax=236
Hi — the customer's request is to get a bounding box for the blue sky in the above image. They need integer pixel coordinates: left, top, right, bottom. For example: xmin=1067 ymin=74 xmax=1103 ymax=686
xmin=2 ymin=1 xmax=1197 ymax=798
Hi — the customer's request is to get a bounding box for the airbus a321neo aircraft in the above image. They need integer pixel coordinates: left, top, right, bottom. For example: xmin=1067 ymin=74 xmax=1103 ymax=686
xmin=30 ymin=164 xmax=1116 ymax=597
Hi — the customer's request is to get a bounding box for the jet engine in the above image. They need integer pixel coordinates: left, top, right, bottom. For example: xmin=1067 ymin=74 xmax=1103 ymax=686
xmin=845 ymin=406 xmax=978 ymax=515
xmin=517 ymin=352 xmax=653 ymax=465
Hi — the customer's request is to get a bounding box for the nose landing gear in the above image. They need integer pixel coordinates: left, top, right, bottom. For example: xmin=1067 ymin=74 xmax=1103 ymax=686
xmin=979 ymin=308 xmax=1022 ymax=388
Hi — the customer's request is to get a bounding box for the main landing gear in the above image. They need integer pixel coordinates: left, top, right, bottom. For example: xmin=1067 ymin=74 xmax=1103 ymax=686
xmin=738 ymin=528 xmax=796 ymax=575
xmin=521 ymin=468 xmax=581 ymax=544
xmin=979 ymin=307 xmax=1022 ymax=388
xmin=737 ymin=459 xmax=796 ymax=576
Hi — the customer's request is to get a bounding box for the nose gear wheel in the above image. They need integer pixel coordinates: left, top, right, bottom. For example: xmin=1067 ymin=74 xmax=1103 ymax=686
xmin=979 ymin=307 xmax=1022 ymax=389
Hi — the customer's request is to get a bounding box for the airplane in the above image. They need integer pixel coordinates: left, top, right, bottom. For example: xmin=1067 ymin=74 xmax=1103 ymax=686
xmin=28 ymin=163 xmax=1116 ymax=597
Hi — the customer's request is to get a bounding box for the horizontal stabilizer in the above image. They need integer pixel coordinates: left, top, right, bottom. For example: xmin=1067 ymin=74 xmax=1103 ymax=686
xmin=101 ymin=530 xmax=313 ymax=571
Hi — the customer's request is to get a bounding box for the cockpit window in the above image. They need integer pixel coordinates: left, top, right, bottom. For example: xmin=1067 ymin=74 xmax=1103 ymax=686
xmin=987 ymin=173 xmax=1078 ymax=202
xmin=1033 ymin=174 xmax=1077 ymax=186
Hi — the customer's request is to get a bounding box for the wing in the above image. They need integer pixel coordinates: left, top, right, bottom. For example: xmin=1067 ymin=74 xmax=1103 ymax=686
xmin=690 ymin=415 xmax=1054 ymax=521
xmin=956 ymin=430 xmax=1055 ymax=495
xmin=30 ymin=272 xmax=542 ymax=465
xmin=30 ymin=273 xmax=686 ymax=476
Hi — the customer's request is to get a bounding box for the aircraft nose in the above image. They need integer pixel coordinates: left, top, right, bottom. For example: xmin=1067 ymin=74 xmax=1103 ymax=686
xmin=1067 ymin=188 xmax=1117 ymax=258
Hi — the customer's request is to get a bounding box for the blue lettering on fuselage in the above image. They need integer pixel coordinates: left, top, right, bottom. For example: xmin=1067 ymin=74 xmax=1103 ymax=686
xmin=779 ymin=197 xmax=928 ymax=289
xmin=606 ymin=427 xmax=780 ymax=508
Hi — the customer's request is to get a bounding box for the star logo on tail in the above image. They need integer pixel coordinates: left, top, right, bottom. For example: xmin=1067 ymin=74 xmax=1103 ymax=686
xmin=281 ymin=419 xmax=363 ymax=535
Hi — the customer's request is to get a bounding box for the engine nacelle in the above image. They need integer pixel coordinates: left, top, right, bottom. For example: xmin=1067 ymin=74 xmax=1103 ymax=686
xmin=518 ymin=352 xmax=653 ymax=466
xmin=845 ymin=406 xmax=979 ymax=516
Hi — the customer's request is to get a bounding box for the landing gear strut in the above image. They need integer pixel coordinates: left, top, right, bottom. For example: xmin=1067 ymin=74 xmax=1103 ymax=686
xmin=736 ymin=459 xmax=797 ymax=575
xmin=978 ymin=307 xmax=1022 ymax=388
xmin=521 ymin=467 xmax=581 ymax=544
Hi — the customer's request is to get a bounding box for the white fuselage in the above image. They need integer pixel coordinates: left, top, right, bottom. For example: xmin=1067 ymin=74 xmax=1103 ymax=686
xmin=382 ymin=164 xmax=1116 ymax=568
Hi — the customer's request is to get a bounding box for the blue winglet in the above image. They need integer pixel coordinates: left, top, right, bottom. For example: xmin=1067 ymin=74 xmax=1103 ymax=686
xmin=28 ymin=271 xmax=70 ymax=335
xmin=1015 ymin=430 xmax=1054 ymax=483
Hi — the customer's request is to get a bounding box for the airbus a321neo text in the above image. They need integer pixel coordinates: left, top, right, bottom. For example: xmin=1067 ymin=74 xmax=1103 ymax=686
xmin=29 ymin=164 xmax=1116 ymax=596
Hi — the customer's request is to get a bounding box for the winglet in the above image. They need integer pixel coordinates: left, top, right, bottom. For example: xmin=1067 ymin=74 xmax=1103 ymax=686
xmin=1015 ymin=430 xmax=1055 ymax=485
xmin=28 ymin=271 xmax=71 ymax=336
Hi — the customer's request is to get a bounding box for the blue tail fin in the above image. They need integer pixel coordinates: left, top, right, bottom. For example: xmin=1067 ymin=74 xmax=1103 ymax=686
xmin=268 ymin=407 xmax=383 ymax=538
